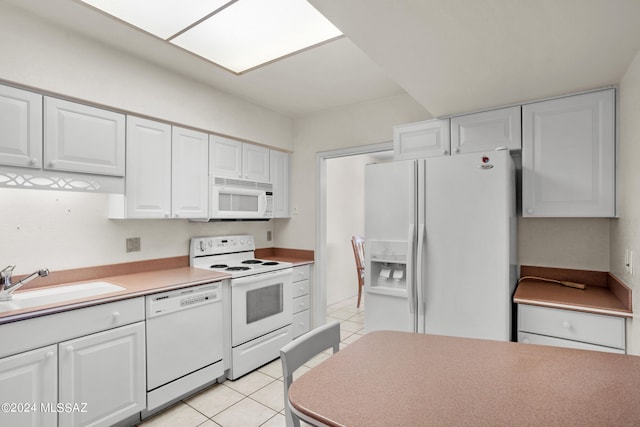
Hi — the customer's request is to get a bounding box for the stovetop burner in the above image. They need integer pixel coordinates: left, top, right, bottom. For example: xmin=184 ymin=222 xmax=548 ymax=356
xmin=226 ymin=266 xmax=251 ymax=271
xmin=210 ymin=264 xmax=228 ymax=268
xmin=241 ymin=259 xmax=263 ymax=264
xmin=262 ymin=261 xmax=279 ymax=266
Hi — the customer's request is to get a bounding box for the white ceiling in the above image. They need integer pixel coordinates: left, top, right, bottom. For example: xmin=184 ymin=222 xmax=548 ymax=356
xmin=6 ymin=0 xmax=640 ymax=119
xmin=309 ymin=0 xmax=640 ymax=117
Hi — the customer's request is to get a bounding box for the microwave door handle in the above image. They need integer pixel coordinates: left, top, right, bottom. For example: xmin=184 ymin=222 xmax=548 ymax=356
xmin=259 ymin=194 xmax=267 ymax=213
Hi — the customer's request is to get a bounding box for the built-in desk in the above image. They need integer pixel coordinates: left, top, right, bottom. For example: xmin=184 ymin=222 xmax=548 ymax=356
xmin=289 ymin=331 xmax=640 ymax=426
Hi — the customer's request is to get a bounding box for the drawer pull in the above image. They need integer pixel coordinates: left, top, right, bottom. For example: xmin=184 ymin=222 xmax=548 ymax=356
xmin=562 ymin=321 xmax=571 ymax=329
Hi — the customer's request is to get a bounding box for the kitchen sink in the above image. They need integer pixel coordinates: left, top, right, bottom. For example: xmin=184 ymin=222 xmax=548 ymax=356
xmin=0 ymin=281 xmax=125 ymax=313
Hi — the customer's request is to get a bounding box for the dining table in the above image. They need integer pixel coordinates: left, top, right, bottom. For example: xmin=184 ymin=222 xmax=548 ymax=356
xmin=288 ymin=330 xmax=640 ymax=426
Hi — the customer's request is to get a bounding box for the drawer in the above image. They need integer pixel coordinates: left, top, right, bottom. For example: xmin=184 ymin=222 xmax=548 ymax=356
xmin=292 ymin=279 xmax=310 ymax=298
xmin=518 ymin=331 xmax=625 ymax=354
xmin=292 ymin=265 xmax=310 ymax=283
xmin=292 ymin=295 xmax=310 ymax=314
xmin=0 ymin=297 xmax=145 ymax=358
xmin=293 ymin=310 xmax=310 ymax=338
xmin=518 ymin=304 xmax=625 ymax=350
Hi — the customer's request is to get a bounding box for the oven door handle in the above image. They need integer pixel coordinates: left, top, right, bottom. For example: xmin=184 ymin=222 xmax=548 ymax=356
xmin=231 ymin=268 xmax=293 ymax=286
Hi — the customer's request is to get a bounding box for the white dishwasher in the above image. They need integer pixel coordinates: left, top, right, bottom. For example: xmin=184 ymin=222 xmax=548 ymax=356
xmin=145 ymin=282 xmax=225 ymax=411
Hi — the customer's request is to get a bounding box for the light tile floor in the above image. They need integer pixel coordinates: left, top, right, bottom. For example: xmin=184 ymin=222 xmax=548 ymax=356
xmin=137 ymin=295 xmax=365 ymax=427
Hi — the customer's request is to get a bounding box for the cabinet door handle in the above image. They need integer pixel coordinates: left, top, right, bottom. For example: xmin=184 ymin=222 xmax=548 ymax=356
xmin=522 ymin=338 xmax=530 ymax=344
xmin=30 ymin=158 xmax=38 ymax=165
xmin=66 ymin=346 xmax=74 ymax=353
xmin=48 ymin=161 xmax=56 ymax=168
xmin=112 ymin=311 xmax=120 ymax=320
xmin=45 ymin=351 xmax=54 ymax=359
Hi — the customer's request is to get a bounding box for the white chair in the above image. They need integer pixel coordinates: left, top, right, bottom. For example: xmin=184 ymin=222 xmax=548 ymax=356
xmin=280 ymin=321 xmax=341 ymax=427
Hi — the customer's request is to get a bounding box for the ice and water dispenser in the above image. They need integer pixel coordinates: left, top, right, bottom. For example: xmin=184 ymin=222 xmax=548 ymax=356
xmin=367 ymin=240 xmax=408 ymax=295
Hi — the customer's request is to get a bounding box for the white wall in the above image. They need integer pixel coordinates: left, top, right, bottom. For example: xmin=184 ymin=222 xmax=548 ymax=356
xmin=0 ymin=3 xmax=289 ymax=275
xmin=325 ymin=154 xmax=379 ymax=305
xmin=611 ymin=48 xmax=640 ymax=355
xmin=0 ymin=189 xmax=274 ymax=275
xmin=274 ymin=93 xmax=429 ymax=249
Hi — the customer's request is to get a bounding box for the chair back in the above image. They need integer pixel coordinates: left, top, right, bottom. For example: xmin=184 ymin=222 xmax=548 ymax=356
xmin=280 ymin=321 xmax=340 ymax=427
xmin=351 ymin=235 xmax=365 ymax=272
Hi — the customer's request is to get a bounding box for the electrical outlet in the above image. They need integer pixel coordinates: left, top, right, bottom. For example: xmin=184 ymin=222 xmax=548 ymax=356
xmin=126 ymin=237 xmax=141 ymax=253
xmin=267 ymin=231 xmax=272 ymax=242
xmin=625 ymin=249 xmax=633 ymax=274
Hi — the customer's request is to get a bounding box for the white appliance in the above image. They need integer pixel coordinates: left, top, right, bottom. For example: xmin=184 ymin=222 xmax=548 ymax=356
xmin=208 ymin=177 xmax=274 ymax=220
xmin=364 ymin=150 xmax=517 ymax=341
xmin=145 ymin=282 xmax=224 ymax=411
xmin=190 ymin=235 xmax=293 ymax=379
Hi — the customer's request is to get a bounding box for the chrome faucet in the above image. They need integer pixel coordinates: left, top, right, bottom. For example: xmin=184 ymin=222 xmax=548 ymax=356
xmin=0 ymin=265 xmax=49 ymax=301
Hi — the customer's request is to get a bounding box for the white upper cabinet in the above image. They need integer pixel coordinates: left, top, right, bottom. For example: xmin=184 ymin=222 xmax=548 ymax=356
xmin=122 ymin=116 xmax=172 ymax=218
xmin=210 ymin=136 xmax=270 ymax=182
xmin=451 ymin=106 xmax=521 ymax=154
xmin=522 ymin=89 xmax=615 ymax=217
xmin=0 ymin=85 xmax=43 ymax=169
xmin=210 ymin=136 xmax=242 ymax=179
xmin=393 ymin=119 xmax=450 ymax=160
xmin=270 ymin=149 xmax=290 ymax=218
xmin=171 ymin=126 xmax=209 ymax=219
xmin=114 ymin=118 xmax=209 ymax=219
xmin=243 ymin=143 xmax=270 ymax=182
xmin=44 ymin=97 xmax=125 ymax=176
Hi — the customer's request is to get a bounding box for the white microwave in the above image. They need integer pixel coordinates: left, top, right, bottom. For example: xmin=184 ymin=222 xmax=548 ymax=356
xmin=209 ymin=177 xmax=273 ymax=220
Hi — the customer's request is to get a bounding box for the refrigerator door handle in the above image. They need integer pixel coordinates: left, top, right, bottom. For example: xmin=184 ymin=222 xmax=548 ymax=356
xmin=416 ymin=223 xmax=425 ymax=317
xmin=407 ymin=223 xmax=416 ymax=314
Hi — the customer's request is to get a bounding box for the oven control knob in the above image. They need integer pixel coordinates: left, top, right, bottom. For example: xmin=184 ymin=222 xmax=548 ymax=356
xmin=199 ymin=241 xmax=207 ymax=252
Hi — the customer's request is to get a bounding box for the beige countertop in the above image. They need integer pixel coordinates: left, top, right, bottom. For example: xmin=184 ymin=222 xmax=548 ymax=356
xmin=0 ymin=248 xmax=313 ymax=325
xmin=0 ymin=267 xmax=230 ymax=325
xmin=513 ymin=265 xmax=632 ymax=318
xmin=289 ymin=331 xmax=640 ymax=426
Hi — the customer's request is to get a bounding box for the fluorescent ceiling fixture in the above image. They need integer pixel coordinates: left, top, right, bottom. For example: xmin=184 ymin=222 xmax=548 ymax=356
xmin=80 ymin=0 xmax=343 ymax=74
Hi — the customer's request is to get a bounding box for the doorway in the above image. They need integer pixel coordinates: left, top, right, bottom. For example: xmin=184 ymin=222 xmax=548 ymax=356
xmin=314 ymin=143 xmax=393 ymax=326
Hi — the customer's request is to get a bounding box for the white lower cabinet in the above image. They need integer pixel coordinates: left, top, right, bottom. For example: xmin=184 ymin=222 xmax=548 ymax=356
xmin=517 ymin=304 xmax=625 ymax=354
xmin=292 ymin=265 xmax=311 ymax=338
xmin=0 ymin=345 xmax=57 ymax=427
xmin=58 ymin=322 xmax=146 ymax=427
xmin=0 ymin=298 xmax=146 ymax=427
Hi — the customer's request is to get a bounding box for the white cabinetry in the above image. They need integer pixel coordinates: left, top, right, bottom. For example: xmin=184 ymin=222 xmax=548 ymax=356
xmin=517 ymin=304 xmax=625 ymax=354
xmin=451 ymin=106 xmax=521 ymax=154
xmin=0 ymin=298 xmax=145 ymax=427
xmin=111 ymin=117 xmax=208 ymax=219
xmin=209 ymin=136 xmax=242 ymax=179
xmin=292 ymin=265 xmax=311 ymax=338
xmin=171 ymin=126 xmax=209 ymax=218
xmin=269 ymin=150 xmax=290 ymax=218
xmin=0 ymin=345 xmax=57 ymax=427
xmin=522 ymin=89 xmax=615 ymax=217
xmin=44 ymin=97 xmax=125 ymax=176
xmin=58 ymin=322 xmax=146 ymax=427
xmin=122 ymin=116 xmax=172 ymax=218
xmin=210 ymin=136 xmax=270 ymax=182
xmin=0 ymin=84 xmax=43 ymax=169
xmin=393 ymin=119 xmax=450 ymax=160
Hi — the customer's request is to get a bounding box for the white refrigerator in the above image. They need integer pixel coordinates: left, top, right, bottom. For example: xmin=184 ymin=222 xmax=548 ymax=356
xmin=364 ymin=150 xmax=517 ymax=341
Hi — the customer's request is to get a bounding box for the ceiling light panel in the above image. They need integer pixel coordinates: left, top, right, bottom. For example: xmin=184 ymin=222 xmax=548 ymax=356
xmin=170 ymin=0 xmax=343 ymax=73
xmin=81 ymin=0 xmax=233 ymax=40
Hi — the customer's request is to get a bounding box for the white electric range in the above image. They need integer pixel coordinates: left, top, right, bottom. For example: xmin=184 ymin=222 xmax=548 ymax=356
xmin=189 ymin=235 xmax=293 ymax=379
